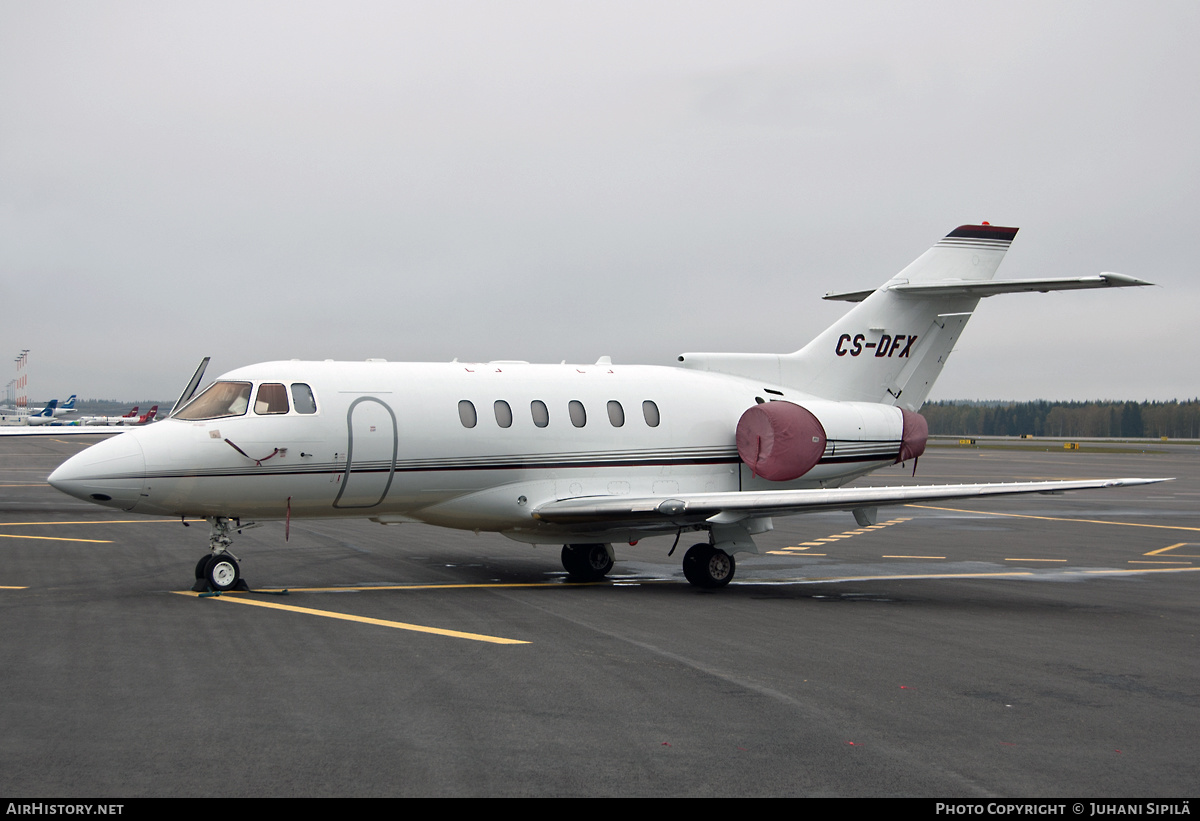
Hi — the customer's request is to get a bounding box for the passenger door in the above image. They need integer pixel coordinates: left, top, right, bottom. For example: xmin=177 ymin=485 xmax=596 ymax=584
xmin=333 ymin=396 xmax=398 ymax=509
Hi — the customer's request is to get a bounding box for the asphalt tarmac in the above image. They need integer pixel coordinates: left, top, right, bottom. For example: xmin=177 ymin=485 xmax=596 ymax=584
xmin=2 ymin=436 xmax=1197 ymax=797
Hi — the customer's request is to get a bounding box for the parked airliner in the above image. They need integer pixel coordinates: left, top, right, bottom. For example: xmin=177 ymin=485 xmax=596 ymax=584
xmin=79 ymin=405 xmax=139 ymax=426
xmin=81 ymin=405 xmax=157 ymax=426
xmin=25 ymin=400 xmax=59 ymax=425
xmin=48 ymin=224 xmax=1163 ymax=592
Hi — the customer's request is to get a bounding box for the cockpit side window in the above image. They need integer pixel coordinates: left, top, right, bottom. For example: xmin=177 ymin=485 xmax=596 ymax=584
xmin=291 ymin=383 xmax=317 ymax=414
xmin=175 ymin=382 xmax=253 ymax=420
xmin=255 ymin=383 xmax=290 ymax=415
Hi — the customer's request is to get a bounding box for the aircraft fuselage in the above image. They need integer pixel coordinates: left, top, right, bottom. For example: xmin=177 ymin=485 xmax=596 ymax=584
xmin=51 ymin=359 xmax=908 ymax=544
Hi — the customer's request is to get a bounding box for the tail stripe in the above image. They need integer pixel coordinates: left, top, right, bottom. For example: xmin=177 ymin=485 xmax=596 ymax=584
xmin=936 ymin=237 xmax=1013 ymax=251
xmin=945 ymin=225 xmax=1018 ymax=241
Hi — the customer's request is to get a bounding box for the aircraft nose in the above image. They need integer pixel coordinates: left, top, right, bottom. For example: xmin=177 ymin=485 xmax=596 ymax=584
xmin=48 ymin=433 xmax=147 ymax=511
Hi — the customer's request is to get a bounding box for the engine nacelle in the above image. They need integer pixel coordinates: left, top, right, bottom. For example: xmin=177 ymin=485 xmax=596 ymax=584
xmin=736 ymin=400 xmax=926 ymax=481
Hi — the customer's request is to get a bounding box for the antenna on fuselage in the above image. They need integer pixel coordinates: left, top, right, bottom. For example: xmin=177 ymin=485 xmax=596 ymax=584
xmin=169 ymin=356 xmax=211 ymax=418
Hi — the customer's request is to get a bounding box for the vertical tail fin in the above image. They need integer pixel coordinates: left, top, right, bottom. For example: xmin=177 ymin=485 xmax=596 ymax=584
xmin=782 ymin=224 xmax=1017 ymax=408
xmin=677 ymin=224 xmax=1148 ymax=409
xmin=676 ymin=224 xmax=1017 ymax=410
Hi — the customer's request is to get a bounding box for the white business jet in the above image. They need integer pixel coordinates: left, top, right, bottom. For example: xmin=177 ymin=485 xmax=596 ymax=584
xmin=48 ymin=224 xmax=1163 ymax=592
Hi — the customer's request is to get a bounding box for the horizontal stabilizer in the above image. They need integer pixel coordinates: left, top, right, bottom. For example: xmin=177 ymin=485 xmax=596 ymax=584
xmin=825 ymin=272 xmax=1152 ymax=303
xmin=532 ymin=478 xmax=1170 ymax=526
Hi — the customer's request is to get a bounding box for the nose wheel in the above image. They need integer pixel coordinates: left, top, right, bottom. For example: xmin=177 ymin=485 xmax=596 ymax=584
xmin=190 ymin=517 xmax=251 ymax=593
xmin=195 ymin=552 xmax=242 ymax=592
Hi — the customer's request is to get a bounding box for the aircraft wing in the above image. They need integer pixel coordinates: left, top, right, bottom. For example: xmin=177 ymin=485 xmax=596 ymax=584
xmin=824 ymin=273 xmax=1152 ymax=302
xmin=531 ymin=478 xmax=1169 ymax=527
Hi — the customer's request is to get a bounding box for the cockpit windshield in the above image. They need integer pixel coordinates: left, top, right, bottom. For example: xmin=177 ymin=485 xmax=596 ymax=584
xmin=175 ymin=382 xmax=252 ymax=420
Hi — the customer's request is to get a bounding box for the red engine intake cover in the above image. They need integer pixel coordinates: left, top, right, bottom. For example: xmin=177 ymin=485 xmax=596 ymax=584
xmin=898 ymin=408 xmax=928 ymax=463
xmin=736 ymin=401 xmax=828 ymax=481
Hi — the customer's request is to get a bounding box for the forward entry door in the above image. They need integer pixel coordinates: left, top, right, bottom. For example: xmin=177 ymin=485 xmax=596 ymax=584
xmin=333 ymin=396 xmax=398 ymax=509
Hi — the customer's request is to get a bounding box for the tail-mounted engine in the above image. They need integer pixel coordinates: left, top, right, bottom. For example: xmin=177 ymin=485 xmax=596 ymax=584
xmin=736 ymin=400 xmax=926 ymax=481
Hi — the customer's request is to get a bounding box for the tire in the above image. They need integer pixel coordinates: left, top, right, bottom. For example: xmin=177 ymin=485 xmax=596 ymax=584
xmin=562 ymin=543 xmax=613 ymax=581
xmin=682 ymin=543 xmax=735 ymax=588
xmin=195 ymin=554 xmax=214 ymax=580
xmin=682 ymin=543 xmax=708 ymax=585
xmin=205 ymin=553 xmax=241 ymax=592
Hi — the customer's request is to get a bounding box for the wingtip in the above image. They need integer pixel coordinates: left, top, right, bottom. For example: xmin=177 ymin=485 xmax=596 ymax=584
xmin=1103 ymin=477 xmax=1173 ymax=487
xmin=1099 ymin=272 xmax=1156 ymax=287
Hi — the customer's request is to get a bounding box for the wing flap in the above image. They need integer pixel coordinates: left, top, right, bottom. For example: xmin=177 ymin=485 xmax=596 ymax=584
xmin=531 ymin=478 xmax=1169 ymax=526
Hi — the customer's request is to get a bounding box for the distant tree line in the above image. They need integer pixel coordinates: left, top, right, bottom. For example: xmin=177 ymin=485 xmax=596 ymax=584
xmin=921 ymin=400 xmax=1200 ymax=438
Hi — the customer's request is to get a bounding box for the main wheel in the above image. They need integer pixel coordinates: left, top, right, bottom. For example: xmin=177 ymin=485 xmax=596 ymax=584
xmin=205 ymin=553 xmax=241 ymax=592
xmin=561 ymin=543 xmax=613 ymax=582
xmin=682 ymin=544 xmax=736 ymax=588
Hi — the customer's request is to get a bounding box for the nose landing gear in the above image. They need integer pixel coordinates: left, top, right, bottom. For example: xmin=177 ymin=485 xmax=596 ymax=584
xmin=191 ymin=517 xmax=251 ymax=593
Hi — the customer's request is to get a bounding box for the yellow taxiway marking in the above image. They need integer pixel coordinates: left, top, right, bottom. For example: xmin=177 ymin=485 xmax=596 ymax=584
xmin=1081 ymin=567 xmax=1200 ymax=576
xmin=0 ymin=533 xmax=113 ymax=543
xmin=775 ymin=516 xmax=913 ymax=554
xmin=797 ymin=571 xmax=1034 ymax=582
xmin=906 ymin=504 xmax=1200 ymax=532
xmin=174 ymin=591 xmax=529 ymax=644
xmin=1144 ymin=542 xmax=1198 ymax=558
xmin=0 ymin=519 xmax=194 ymax=526
xmin=881 ymin=555 xmax=945 ymax=559
xmin=1005 ymin=558 xmax=1066 ymax=562
xmin=251 ymin=581 xmax=610 ymax=593
xmin=1 ymin=585 xmax=29 ymax=589
xmin=773 ymin=566 xmax=1200 ymax=584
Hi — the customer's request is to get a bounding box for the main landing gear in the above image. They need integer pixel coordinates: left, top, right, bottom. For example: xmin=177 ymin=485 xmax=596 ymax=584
xmin=559 ymin=540 xmax=738 ymax=588
xmin=191 ymin=517 xmax=251 ymax=593
xmin=561 ymin=543 xmax=614 ymax=582
xmin=682 ymin=543 xmax=736 ymax=589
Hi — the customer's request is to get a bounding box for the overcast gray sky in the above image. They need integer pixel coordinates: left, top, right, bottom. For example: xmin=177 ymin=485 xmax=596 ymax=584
xmin=2 ymin=1 xmax=1196 ymax=403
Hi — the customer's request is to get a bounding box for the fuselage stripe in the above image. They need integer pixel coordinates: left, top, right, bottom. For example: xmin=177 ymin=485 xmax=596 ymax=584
xmin=93 ymin=446 xmax=899 ymax=482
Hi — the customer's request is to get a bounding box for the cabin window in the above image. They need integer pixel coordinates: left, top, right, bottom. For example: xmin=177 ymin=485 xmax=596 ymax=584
xmin=175 ymin=382 xmax=252 ymax=420
xmin=642 ymin=400 xmax=660 ymax=427
xmin=494 ymin=400 xmax=513 ymax=428
xmin=254 ymin=383 xmax=290 ymax=415
xmin=607 ymin=400 xmax=625 ymax=427
xmin=291 ymin=383 xmax=317 ymax=414
xmin=531 ymin=400 xmax=549 ymax=428
xmin=458 ymin=400 xmax=477 ymax=428
xmin=568 ymin=400 xmax=586 ymax=428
